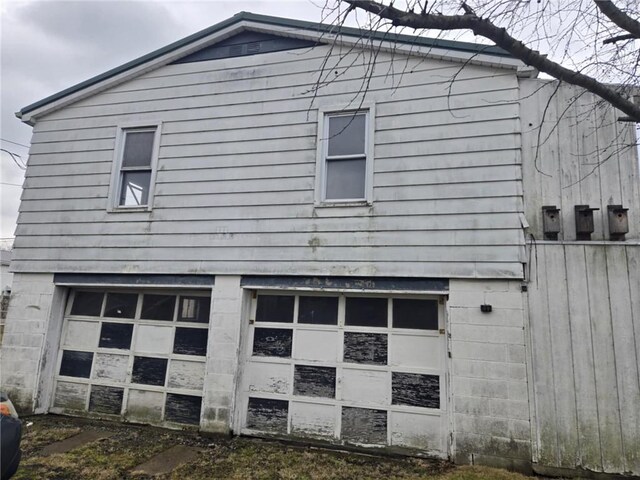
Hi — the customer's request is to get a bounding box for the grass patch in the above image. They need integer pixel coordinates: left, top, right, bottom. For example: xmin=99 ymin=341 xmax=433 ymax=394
xmin=14 ymin=415 xmax=538 ymax=480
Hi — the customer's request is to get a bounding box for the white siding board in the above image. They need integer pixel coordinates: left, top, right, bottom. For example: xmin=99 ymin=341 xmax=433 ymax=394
xmin=15 ymin=229 xmax=524 ymax=249
xmin=12 ymin=259 xmax=520 ymax=279
xmin=12 ymin=245 xmax=523 ymax=263
xmin=544 ymin=245 xmax=579 ymax=467
xmin=605 ymin=246 xmax=640 ymax=473
xmin=528 ymin=243 xmax=640 ymax=475
xmin=584 ymin=246 xmax=625 ymax=471
xmin=564 ymin=245 xmax=601 ymax=471
xmin=15 ymin=44 xmax=525 ymax=279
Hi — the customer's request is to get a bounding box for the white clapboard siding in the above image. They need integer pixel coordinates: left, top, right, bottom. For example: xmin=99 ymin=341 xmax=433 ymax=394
xmin=13 ymin=46 xmax=525 ymax=277
xmin=17 ymin=213 xmax=520 ymax=235
xmin=519 ymin=79 xmax=640 ymax=241
xmin=527 ymin=243 xmax=640 ymax=475
xmin=14 ymin=229 xmax=524 ymax=249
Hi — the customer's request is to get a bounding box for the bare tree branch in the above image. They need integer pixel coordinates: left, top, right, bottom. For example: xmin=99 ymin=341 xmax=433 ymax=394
xmin=341 ymin=0 xmax=640 ymax=122
xmin=603 ymin=33 xmax=637 ymax=44
xmin=595 ymin=0 xmax=640 ymax=39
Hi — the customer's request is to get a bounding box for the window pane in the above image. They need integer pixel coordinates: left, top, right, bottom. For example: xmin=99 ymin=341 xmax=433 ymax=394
xmin=298 ymin=296 xmax=338 ymax=325
xmin=122 ymin=131 xmax=155 ymax=167
xmin=325 ymin=158 xmax=366 ymax=200
xmin=89 ymin=386 xmax=124 ymax=415
xmin=119 ymin=171 xmax=150 ymax=206
xmin=328 ymin=114 xmax=366 ymax=156
xmin=165 ymin=394 xmax=202 ymax=425
xmin=343 ymin=332 xmax=387 ymax=365
xmin=99 ymin=322 xmax=133 ymax=349
xmin=173 ymin=327 xmax=208 ymax=356
xmin=393 ymin=299 xmax=439 ymax=330
xmin=59 ymin=350 xmax=93 ymax=378
xmin=104 ymin=292 xmax=138 ymax=318
xmin=294 ymin=365 xmax=336 ymax=398
xmin=392 ymin=372 xmax=440 ymax=408
xmin=256 ymin=295 xmax=294 ymax=323
xmin=178 ymin=296 xmax=211 ymax=323
xmin=252 ymin=328 xmax=292 ymax=358
xmin=247 ymin=397 xmax=288 ymax=432
xmin=70 ymin=291 xmax=104 ymax=316
xmin=341 ymin=407 xmax=387 ymax=445
xmin=132 ymin=356 xmax=167 ymax=386
xmin=141 ymin=294 xmax=176 ymax=321
xmin=345 ymin=297 xmax=388 ymax=327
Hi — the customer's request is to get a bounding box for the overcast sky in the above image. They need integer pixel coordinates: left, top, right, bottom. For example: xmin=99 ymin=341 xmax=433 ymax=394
xmin=0 ymin=0 xmax=336 ymax=246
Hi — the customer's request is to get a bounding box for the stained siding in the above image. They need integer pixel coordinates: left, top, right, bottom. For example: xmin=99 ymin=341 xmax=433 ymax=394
xmin=13 ymin=44 xmax=524 ymax=278
xmin=519 ymin=79 xmax=640 ymax=241
xmin=527 ymin=243 xmax=640 ymax=475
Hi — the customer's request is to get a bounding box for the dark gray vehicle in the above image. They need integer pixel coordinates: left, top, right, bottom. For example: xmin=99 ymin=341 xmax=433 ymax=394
xmin=0 ymin=393 xmax=22 ymax=480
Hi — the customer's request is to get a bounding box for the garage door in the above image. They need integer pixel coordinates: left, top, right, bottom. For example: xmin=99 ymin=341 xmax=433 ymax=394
xmin=51 ymin=288 xmax=211 ymax=427
xmin=237 ymin=291 xmax=448 ymax=455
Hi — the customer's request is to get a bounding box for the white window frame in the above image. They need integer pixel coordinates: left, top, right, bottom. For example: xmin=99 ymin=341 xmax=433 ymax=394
xmin=315 ymin=105 xmax=375 ymax=205
xmin=108 ymin=122 xmax=162 ymax=212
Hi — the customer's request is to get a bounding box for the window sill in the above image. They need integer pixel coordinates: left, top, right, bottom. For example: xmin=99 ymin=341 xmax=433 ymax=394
xmin=314 ymin=201 xmax=371 ymax=208
xmin=107 ymin=206 xmax=152 ymax=213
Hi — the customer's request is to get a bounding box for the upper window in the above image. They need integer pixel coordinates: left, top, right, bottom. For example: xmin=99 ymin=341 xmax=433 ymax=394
xmin=110 ymin=126 xmax=160 ymax=210
xmin=317 ymin=108 xmax=373 ymax=204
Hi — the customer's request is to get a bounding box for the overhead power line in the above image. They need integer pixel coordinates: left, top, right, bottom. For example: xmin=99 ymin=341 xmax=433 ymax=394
xmin=0 ymin=138 xmax=30 ymax=149
xmin=0 ymin=148 xmax=27 ymax=170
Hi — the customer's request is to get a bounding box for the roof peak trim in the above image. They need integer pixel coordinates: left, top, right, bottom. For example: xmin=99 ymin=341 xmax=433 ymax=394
xmin=18 ymin=11 xmax=512 ymax=120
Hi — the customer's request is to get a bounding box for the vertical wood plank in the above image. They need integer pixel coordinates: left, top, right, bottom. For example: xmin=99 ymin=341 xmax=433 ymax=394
xmin=606 ymin=246 xmax=640 ymax=473
xmin=527 ymin=244 xmax=559 ymax=465
xmin=565 ymin=245 xmax=602 ymax=471
xmin=585 ymin=245 xmax=625 ymax=471
xmin=594 ymin=103 xmax=622 ymax=240
xmin=558 ymin=84 xmax=582 ymax=241
xmin=576 ymin=95 xmax=602 ymax=240
xmin=545 ymin=244 xmax=579 ymax=466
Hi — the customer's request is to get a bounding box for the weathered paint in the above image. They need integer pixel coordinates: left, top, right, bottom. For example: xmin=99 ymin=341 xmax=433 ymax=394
xmin=343 ymin=332 xmax=387 ymax=365
xmin=527 ymin=243 xmax=640 ymax=475
xmin=89 ymin=385 xmax=124 ymax=414
xmin=293 ymin=365 xmax=336 ymax=398
xmin=341 ymin=407 xmax=387 ymax=445
xmin=132 ymin=356 xmax=168 ymax=386
xmin=165 ymin=393 xmax=202 ymax=425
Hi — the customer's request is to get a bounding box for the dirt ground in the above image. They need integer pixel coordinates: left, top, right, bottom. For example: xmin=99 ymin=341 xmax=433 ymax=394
xmin=13 ymin=414 xmax=537 ymax=480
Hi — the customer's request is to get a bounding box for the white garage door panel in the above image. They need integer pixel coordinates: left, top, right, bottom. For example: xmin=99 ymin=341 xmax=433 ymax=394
xmin=389 ymin=334 xmax=443 ymax=370
xmin=63 ymin=320 xmax=100 ymax=350
xmin=93 ymin=353 xmax=129 ymax=382
xmin=134 ymin=325 xmax=174 ymax=354
xmin=290 ymin=401 xmax=337 ymax=437
xmin=238 ymin=292 xmax=448 ymax=456
xmin=340 ymin=368 xmax=389 ymax=405
xmin=294 ymin=329 xmax=339 ymax=362
xmin=390 ymin=411 xmax=445 ymax=451
xmin=167 ymin=360 xmax=206 ymax=391
xmin=126 ymin=389 xmax=164 ymax=422
xmin=248 ymin=362 xmax=291 ymax=394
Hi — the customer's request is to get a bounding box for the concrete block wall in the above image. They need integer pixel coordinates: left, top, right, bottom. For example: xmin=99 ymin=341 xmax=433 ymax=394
xmin=0 ymin=273 xmax=55 ymax=412
xmin=200 ymin=275 xmax=245 ymax=433
xmin=448 ymin=279 xmax=531 ymax=472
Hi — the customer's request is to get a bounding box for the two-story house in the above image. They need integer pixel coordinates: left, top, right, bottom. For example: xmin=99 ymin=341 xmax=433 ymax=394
xmin=2 ymin=12 xmax=639 ymax=476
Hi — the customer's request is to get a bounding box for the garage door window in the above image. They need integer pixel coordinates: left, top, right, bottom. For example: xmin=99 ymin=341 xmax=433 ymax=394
xmin=53 ymin=289 xmax=211 ymax=426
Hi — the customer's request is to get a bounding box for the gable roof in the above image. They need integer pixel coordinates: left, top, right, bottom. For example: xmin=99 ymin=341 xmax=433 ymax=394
xmin=17 ymin=11 xmax=524 ymax=124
